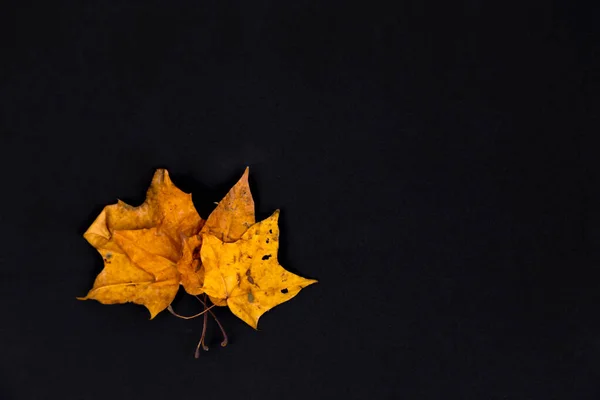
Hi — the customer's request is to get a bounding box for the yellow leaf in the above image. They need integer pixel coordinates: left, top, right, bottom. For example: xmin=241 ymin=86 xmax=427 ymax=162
xmin=79 ymin=169 xmax=203 ymax=318
xmin=200 ymin=210 xmax=317 ymax=329
xmin=177 ymin=167 xmax=255 ymax=297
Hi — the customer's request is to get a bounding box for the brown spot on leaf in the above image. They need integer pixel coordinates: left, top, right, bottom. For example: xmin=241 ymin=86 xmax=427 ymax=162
xmin=246 ymin=269 xmax=255 ymax=284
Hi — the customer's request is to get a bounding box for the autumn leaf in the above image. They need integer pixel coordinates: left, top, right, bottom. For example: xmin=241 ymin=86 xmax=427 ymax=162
xmin=80 ymin=167 xmax=319 ymax=357
xmin=201 ymin=166 xmax=255 ymax=242
xmin=79 ymin=169 xmax=203 ymax=319
xmin=200 ymin=210 xmax=317 ymax=329
xmin=177 ymin=167 xmax=254 ymax=298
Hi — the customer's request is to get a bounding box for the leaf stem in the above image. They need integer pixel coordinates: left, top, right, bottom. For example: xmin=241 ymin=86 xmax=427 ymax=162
xmin=167 ymin=303 xmax=215 ymax=320
xmin=195 ymin=295 xmax=228 ymax=347
xmin=194 ymin=296 xmax=210 ymax=358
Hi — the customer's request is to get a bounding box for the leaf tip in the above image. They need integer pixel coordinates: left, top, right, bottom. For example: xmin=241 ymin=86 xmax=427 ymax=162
xmin=239 ymin=166 xmax=250 ymax=183
xmin=147 ymin=307 xmax=161 ymax=320
xmin=152 ymin=168 xmax=172 ymax=187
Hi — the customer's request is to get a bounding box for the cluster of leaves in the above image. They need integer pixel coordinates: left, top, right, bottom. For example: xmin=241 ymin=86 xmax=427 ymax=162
xmin=79 ymin=168 xmax=317 ymax=356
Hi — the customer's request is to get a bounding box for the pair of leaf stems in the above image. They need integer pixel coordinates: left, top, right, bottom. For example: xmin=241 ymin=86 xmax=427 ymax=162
xmin=167 ymin=294 xmax=228 ymax=358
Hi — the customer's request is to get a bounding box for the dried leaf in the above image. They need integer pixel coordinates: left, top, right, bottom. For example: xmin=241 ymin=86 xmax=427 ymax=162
xmin=79 ymin=169 xmax=203 ymax=318
xmin=200 ymin=210 xmax=317 ymax=329
xmin=201 ymin=166 xmax=255 ymax=243
xmin=177 ymin=167 xmax=254 ymax=296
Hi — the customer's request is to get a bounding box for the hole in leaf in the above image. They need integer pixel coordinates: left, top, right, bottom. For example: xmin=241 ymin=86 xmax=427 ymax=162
xmin=281 ymin=288 xmax=288 ymax=294
xmin=262 ymin=254 xmax=272 ymax=260
xmin=266 ymin=238 xmax=269 ymax=243
xmin=269 ymin=229 xmax=273 ymax=233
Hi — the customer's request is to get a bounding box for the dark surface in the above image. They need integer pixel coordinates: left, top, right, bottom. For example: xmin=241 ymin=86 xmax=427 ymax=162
xmin=0 ymin=1 xmax=598 ymax=399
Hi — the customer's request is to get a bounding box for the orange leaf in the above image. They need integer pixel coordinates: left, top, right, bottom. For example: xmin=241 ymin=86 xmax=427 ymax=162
xmin=201 ymin=166 xmax=255 ymax=243
xmin=177 ymin=167 xmax=254 ymax=297
xmin=79 ymin=169 xmax=203 ymax=318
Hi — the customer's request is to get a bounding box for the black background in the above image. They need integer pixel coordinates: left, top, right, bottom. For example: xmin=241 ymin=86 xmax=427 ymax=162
xmin=1 ymin=1 xmax=598 ymax=399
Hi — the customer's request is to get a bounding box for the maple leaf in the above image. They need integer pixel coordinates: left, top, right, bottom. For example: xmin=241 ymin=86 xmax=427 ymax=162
xmin=79 ymin=169 xmax=203 ymax=319
xmin=200 ymin=210 xmax=317 ymax=329
xmin=177 ymin=167 xmax=254 ymax=298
